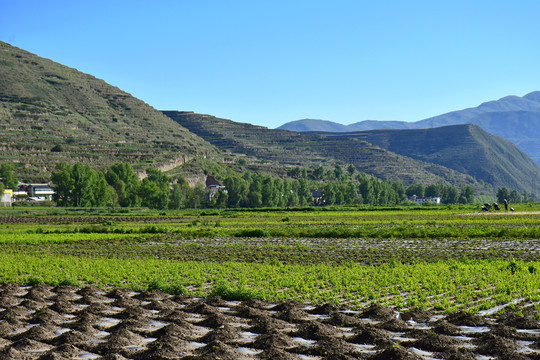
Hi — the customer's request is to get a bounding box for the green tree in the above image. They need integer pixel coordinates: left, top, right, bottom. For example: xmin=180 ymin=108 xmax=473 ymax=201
xmin=106 ymin=163 xmax=141 ymax=207
xmin=359 ymin=179 xmax=376 ymax=205
xmin=224 ymin=176 xmax=249 ymax=208
xmin=312 ymin=166 xmax=325 ymax=180
xmin=322 ymin=183 xmax=336 ymax=205
xmin=0 ymin=163 xmax=18 ymax=190
xmin=341 ymin=182 xmax=358 ymax=204
xmin=139 ymin=167 xmax=170 ymax=209
xmin=425 ymin=184 xmax=442 ymax=197
xmin=52 ymin=162 xmax=110 ymax=207
xmin=51 ymin=162 xmax=74 ymax=206
xmin=509 ymin=189 xmax=522 ymax=204
xmin=185 ymin=183 xmax=205 ymax=208
xmin=296 ymin=178 xmax=312 ymax=205
xmin=441 ymin=185 xmax=459 ymax=204
xmin=211 ymin=189 xmax=228 ymax=208
xmin=261 ymin=176 xmax=275 ymax=207
xmin=334 ymin=164 xmax=345 ymax=181
xmin=392 ymin=181 xmax=407 ymax=203
xmin=406 ymin=184 xmax=425 ymax=197
xmin=71 ymin=163 xmax=97 ymax=207
xmin=247 ymin=176 xmax=263 ymax=208
xmin=347 ymin=164 xmax=356 ymax=177
xmin=459 ymin=185 xmax=475 ymax=204
xmin=496 ymin=187 xmax=511 ymax=204
xmin=169 ymin=177 xmax=189 ymax=209
xmin=93 ymin=171 xmax=113 ymax=207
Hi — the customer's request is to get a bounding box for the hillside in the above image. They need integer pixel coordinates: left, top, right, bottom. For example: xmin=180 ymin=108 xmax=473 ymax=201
xmin=163 ymin=111 xmax=481 ymax=189
xmin=317 ymin=125 xmax=540 ymax=195
xmin=0 ymin=41 xmax=216 ymax=181
xmin=278 ymin=92 xmax=540 ymax=165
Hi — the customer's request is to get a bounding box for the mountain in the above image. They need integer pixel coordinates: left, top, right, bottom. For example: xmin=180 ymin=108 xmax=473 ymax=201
xmin=163 ymin=111 xmax=482 ymax=189
xmin=316 ymin=125 xmax=540 ymax=195
xmin=0 ymin=41 xmax=216 ymax=181
xmin=276 ymin=119 xmax=352 ymax=132
xmin=278 ymin=92 xmax=540 ymax=164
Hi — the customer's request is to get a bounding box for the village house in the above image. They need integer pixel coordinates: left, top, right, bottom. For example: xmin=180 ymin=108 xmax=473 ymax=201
xmin=14 ymin=183 xmax=55 ymax=202
xmin=408 ymin=195 xmax=441 ymax=205
xmin=310 ymin=189 xmax=323 ymax=205
xmin=1 ymin=189 xmax=13 ymax=206
xmin=205 ymin=175 xmax=226 ymax=200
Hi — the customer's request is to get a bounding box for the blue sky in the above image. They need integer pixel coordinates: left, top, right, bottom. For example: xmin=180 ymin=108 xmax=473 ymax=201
xmin=1 ymin=1 xmax=539 ymax=128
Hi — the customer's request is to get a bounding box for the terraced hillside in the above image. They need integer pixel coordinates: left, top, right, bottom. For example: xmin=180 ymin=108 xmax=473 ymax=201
xmin=319 ymin=125 xmax=540 ymax=195
xmin=0 ymin=42 xmax=216 ymax=181
xmin=163 ymin=111 xmax=481 ymax=189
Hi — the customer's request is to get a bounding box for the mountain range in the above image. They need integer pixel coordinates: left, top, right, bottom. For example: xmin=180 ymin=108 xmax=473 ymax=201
xmin=1 ymin=40 xmax=539 ymax=197
xmin=278 ymin=92 xmax=540 ymax=165
xmin=164 ymin=111 xmax=540 ymax=194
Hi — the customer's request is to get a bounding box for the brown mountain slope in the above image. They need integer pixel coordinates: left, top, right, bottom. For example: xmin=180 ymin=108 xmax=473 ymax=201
xmin=0 ymin=41 xmax=216 ymax=181
xmin=163 ymin=111 xmax=482 ymax=189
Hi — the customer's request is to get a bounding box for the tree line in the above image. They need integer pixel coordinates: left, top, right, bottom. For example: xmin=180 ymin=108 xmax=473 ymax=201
xmin=39 ymin=162 xmax=482 ymax=209
xmin=7 ymin=161 xmax=534 ymax=209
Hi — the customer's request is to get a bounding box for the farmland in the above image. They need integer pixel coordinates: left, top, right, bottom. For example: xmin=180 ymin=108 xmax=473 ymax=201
xmin=1 ymin=204 xmax=540 ymax=359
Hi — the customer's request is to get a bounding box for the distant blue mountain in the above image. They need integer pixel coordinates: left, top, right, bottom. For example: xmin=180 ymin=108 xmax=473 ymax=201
xmin=277 ymin=92 xmax=540 ymax=164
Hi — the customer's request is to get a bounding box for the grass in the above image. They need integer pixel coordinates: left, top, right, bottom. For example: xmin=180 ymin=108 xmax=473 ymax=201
xmin=1 ymin=205 xmax=540 ymax=312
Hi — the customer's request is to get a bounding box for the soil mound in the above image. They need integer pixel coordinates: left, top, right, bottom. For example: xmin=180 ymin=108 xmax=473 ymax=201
xmin=437 ymin=347 xmax=477 ymax=360
xmin=276 ymin=307 xmax=311 ymax=323
xmin=474 ymin=333 xmax=519 ymax=357
xmin=405 ymin=332 xmax=462 ymax=352
xmin=445 ymin=310 xmax=491 ymax=326
xmin=499 ymin=313 xmax=540 ymax=329
xmin=235 ymin=303 xmax=269 ymax=318
xmin=368 ymin=344 xmax=423 ymax=360
xmin=36 ymin=344 xmax=82 ymax=360
xmin=249 ymin=315 xmax=292 ymax=333
xmin=252 ymin=331 xmax=296 ymax=349
xmin=432 ymin=321 xmax=462 ymax=336
xmin=348 ymin=325 xmax=393 ymax=347
xmin=324 ymin=312 xmax=366 ymax=327
xmin=188 ymin=340 xmax=244 ymax=360
xmin=292 ymin=321 xmax=342 ymax=340
xmin=400 ymin=308 xmax=433 ymax=322
xmin=379 ymin=317 xmax=411 ymax=332
xmin=307 ymin=337 xmax=361 ymax=357
xmin=3 ymin=285 xmax=539 ymax=359
xmin=308 ymin=302 xmax=341 ymax=315
xmin=360 ymin=304 xmax=397 ymax=322
xmin=199 ymin=324 xmax=241 ymax=343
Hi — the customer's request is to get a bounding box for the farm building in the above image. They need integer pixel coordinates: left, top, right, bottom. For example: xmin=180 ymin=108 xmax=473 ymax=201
xmin=408 ymin=195 xmax=441 ymax=205
xmin=1 ymin=189 xmax=13 ymax=206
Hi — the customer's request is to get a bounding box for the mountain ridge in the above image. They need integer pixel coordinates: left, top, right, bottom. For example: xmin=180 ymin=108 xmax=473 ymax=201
xmin=164 ymin=111 xmax=487 ymax=191
xmin=278 ymin=92 xmax=540 ymax=165
xmin=314 ymin=124 xmax=540 ymax=195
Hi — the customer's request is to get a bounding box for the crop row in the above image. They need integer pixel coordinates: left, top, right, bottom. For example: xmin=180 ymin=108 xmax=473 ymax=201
xmin=0 ymin=249 xmax=538 ymax=313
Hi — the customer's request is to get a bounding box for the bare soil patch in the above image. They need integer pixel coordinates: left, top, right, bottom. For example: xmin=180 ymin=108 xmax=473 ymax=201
xmin=0 ymin=284 xmax=539 ymax=359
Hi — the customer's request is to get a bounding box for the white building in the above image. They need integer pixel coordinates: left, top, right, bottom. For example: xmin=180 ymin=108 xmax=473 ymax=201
xmin=409 ymin=195 xmax=441 ymax=205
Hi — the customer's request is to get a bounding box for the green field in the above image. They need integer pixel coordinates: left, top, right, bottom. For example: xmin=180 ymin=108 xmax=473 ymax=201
xmin=1 ymin=204 xmax=539 ymax=315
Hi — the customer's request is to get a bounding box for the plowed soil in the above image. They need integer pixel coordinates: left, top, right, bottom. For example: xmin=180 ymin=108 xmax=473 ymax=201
xmin=1 ymin=284 xmax=539 ymax=360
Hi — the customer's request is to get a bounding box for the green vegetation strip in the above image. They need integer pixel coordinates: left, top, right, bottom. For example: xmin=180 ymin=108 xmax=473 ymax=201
xmin=0 ymin=251 xmax=538 ymax=313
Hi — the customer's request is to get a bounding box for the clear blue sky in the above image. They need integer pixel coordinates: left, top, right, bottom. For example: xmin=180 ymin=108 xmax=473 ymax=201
xmin=1 ymin=1 xmax=539 ymax=128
